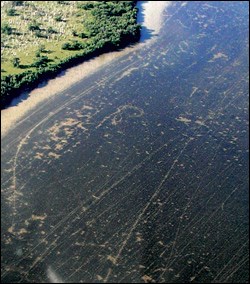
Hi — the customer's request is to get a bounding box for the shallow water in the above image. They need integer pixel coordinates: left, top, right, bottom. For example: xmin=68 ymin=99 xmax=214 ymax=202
xmin=1 ymin=1 xmax=249 ymax=283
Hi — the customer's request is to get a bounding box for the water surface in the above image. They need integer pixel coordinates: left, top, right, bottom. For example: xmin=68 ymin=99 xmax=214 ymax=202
xmin=1 ymin=1 xmax=249 ymax=283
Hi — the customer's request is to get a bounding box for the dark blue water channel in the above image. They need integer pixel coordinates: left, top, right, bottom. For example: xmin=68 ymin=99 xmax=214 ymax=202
xmin=1 ymin=1 xmax=249 ymax=283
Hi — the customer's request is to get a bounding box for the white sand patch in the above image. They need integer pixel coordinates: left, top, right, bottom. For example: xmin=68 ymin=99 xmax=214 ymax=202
xmin=176 ymin=116 xmax=192 ymax=123
xmin=138 ymin=1 xmax=171 ymax=36
xmin=212 ymin=52 xmax=228 ymax=59
xmin=113 ymin=67 xmax=139 ymax=82
xmin=190 ymin=87 xmax=198 ymax=97
xmin=47 ymin=267 xmax=64 ymax=283
xmin=208 ymin=52 xmax=228 ymax=62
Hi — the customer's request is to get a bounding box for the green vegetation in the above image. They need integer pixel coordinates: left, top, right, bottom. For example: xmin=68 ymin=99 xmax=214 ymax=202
xmin=1 ymin=23 xmax=13 ymax=35
xmin=6 ymin=8 xmax=17 ymax=16
xmin=12 ymin=57 xmax=20 ymax=68
xmin=1 ymin=1 xmax=140 ymax=108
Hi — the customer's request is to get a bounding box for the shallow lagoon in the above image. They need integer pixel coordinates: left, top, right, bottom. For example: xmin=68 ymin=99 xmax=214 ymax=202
xmin=1 ymin=1 xmax=249 ymax=283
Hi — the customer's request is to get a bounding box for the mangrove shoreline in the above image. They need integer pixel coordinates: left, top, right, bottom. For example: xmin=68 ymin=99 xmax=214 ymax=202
xmin=1 ymin=1 xmax=141 ymax=109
